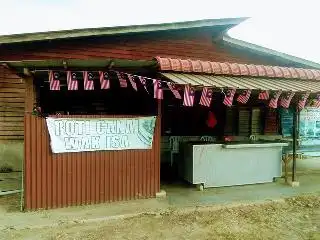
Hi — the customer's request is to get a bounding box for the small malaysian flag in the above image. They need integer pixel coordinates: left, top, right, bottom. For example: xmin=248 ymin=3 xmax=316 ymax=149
xmin=298 ymin=92 xmax=310 ymax=111
xmin=199 ymin=87 xmax=213 ymax=107
xmin=223 ymin=88 xmax=236 ymax=107
xmin=313 ymin=94 xmax=320 ymax=108
xmin=237 ymin=89 xmax=251 ymax=104
xmin=269 ymin=90 xmax=282 ymax=108
xmin=116 ymin=72 xmax=128 ymax=88
xmin=127 ymin=74 xmax=138 ymax=91
xmin=99 ymin=71 xmax=110 ymax=89
xmin=83 ymin=71 xmax=94 ymax=90
xmin=48 ymin=71 xmax=61 ymax=90
xmin=167 ymin=82 xmax=182 ymax=99
xmin=153 ymin=79 xmax=163 ymax=99
xmin=66 ymin=71 xmax=79 ymax=90
xmin=280 ymin=92 xmax=295 ymax=108
xmin=183 ymin=85 xmax=196 ymax=107
xmin=258 ymin=90 xmax=269 ymax=100
xmin=139 ymin=76 xmax=149 ymax=94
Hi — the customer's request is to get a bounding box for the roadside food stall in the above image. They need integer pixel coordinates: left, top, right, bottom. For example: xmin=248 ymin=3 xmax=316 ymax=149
xmin=157 ymin=57 xmax=320 ymax=189
xmin=4 ymin=56 xmax=320 ymax=210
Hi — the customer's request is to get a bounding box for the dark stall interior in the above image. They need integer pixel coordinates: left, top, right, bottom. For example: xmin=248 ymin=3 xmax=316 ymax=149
xmin=160 ymin=89 xmax=282 ymax=183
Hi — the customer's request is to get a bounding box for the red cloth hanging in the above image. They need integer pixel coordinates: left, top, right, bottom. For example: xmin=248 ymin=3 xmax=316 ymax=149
xmin=206 ymin=111 xmax=217 ymax=128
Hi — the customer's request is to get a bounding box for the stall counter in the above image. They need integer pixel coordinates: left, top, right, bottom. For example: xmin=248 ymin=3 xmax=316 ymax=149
xmin=180 ymin=141 xmax=289 ymax=188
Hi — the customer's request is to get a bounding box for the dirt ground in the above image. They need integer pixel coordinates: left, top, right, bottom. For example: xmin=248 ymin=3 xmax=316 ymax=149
xmin=0 ymin=193 xmax=21 ymax=212
xmin=0 ymin=195 xmax=319 ymax=240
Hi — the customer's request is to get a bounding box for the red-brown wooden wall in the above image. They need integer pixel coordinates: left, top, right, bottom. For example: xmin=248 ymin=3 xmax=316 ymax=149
xmin=0 ymin=66 xmax=24 ymax=140
xmin=0 ymin=29 xmax=298 ymax=67
xmin=24 ymin=114 xmax=160 ymax=210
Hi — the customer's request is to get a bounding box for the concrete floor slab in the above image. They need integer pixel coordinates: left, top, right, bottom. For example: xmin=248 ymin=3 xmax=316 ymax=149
xmin=163 ymin=173 xmax=320 ymax=207
xmin=297 ymin=157 xmax=320 ymax=171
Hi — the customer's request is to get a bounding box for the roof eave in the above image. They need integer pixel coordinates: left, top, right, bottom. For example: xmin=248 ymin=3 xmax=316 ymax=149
xmin=0 ymin=17 xmax=248 ymax=45
xmin=223 ymin=36 xmax=320 ymax=69
xmin=0 ymin=59 xmax=158 ymax=74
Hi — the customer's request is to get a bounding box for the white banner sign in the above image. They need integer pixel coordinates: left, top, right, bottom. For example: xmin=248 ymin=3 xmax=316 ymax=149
xmin=46 ymin=116 xmax=156 ymax=153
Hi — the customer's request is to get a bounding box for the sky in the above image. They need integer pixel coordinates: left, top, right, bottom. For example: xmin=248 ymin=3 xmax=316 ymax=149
xmin=1 ymin=0 xmax=319 ymax=64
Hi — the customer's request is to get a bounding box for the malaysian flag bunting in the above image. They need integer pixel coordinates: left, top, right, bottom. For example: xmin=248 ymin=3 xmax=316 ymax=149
xmin=99 ymin=71 xmax=110 ymax=89
xmin=269 ymin=90 xmax=282 ymax=108
xmin=280 ymin=92 xmax=295 ymax=108
xmin=199 ymin=87 xmax=213 ymax=107
xmin=312 ymin=94 xmax=320 ymax=108
xmin=83 ymin=71 xmax=95 ymax=90
xmin=223 ymin=88 xmax=236 ymax=107
xmin=66 ymin=71 xmax=79 ymax=90
xmin=167 ymin=82 xmax=182 ymax=99
xmin=183 ymin=85 xmax=196 ymax=107
xmin=127 ymin=74 xmax=138 ymax=91
xmin=116 ymin=72 xmax=128 ymax=88
xmin=237 ymin=89 xmax=252 ymax=104
xmin=153 ymin=79 xmax=163 ymax=99
xmin=258 ymin=90 xmax=269 ymax=100
xmin=48 ymin=71 xmax=61 ymax=90
xmin=139 ymin=76 xmax=149 ymax=94
xmin=298 ymin=92 xmax=310 ymax=111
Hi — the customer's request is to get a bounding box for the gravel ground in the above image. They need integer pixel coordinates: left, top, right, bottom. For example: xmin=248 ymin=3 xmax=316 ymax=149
xmin=1 ymin=194 xmax=319 ymax=240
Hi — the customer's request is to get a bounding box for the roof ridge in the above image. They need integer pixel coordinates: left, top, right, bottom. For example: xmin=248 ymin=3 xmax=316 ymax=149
xmin=223 ymin=36 xmax=320 ymax=69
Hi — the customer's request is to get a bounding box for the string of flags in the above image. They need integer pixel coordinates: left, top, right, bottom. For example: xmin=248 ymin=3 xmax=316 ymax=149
xmin=48 ymin=70 xmax=320 ymax=110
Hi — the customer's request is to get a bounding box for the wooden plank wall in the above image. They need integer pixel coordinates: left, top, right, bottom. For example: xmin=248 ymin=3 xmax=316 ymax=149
xmin=0 ymin=29 xmax=295 ymax=67
xmin=24 ymin=114 xmax=161 ymax=210
xmin=0 ymin=66 xmax=24 ymax=140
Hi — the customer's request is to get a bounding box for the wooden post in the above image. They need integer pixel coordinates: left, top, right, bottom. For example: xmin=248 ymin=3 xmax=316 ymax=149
xmin=24 ymin=76 xmax=36 ymax=112
xmin=292 ymin=106 xmax=298 ymax=182
xmin=157 ymin=100 xmax=161 ymax=156
xmin=284 ymin=154 xmax=288 ymax=183
xmin=157 ymin=99 xmax=162 ymax=192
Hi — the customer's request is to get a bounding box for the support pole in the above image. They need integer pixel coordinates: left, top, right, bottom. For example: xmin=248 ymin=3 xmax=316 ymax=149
xmin=157 ymin=99 xmax=162 ymax=191
xmin=292 ymin=106 xmax=298 ymax=182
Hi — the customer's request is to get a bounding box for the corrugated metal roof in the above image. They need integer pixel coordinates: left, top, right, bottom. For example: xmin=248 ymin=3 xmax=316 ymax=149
xmin=161 ymin=73 xmax=320 ymax=92
xmin=156 ymin=57 xmax=320 ymax=81
xmin=0 ymin=18 xmax=246 ymax=44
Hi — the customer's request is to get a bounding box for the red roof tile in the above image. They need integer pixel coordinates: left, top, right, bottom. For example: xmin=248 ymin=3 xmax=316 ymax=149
xmin=155 ymin=56 xmax=320 ymax=80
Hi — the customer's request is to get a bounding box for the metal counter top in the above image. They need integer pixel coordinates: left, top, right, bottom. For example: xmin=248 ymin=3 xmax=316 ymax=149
xmin=186 ymin=141 xmax=289 ymax=149
xmin=222 ymin=142 xmax=289 ymax=149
